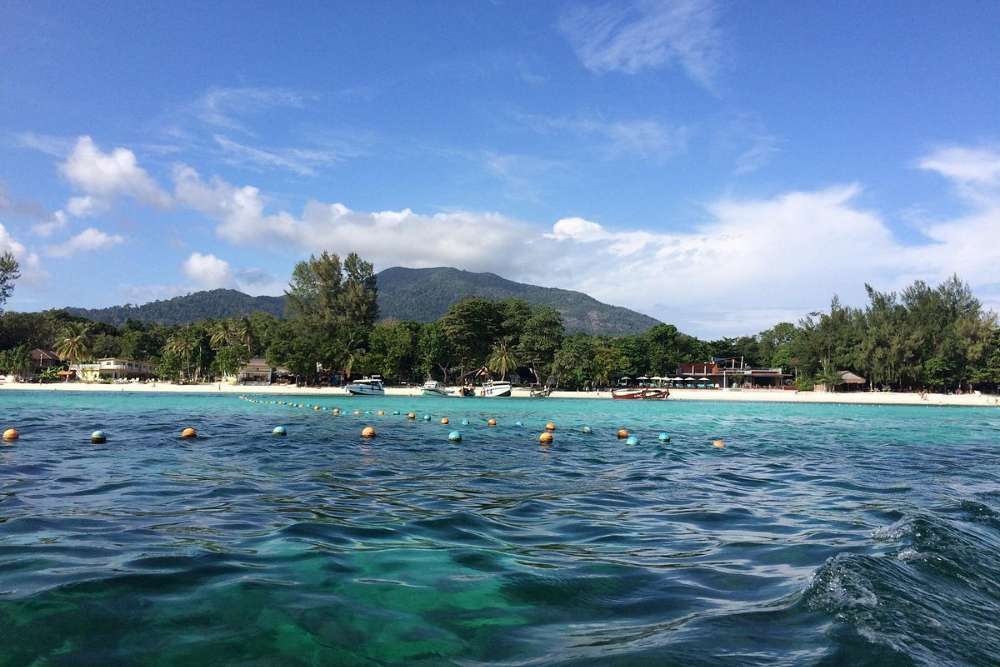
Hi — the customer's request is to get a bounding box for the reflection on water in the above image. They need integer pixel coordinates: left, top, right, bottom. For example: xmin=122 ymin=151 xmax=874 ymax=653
xmin=1 ymin=391 xmax=999 ymax=665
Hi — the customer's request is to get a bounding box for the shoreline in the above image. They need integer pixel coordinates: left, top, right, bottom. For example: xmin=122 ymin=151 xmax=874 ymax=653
xmin=2 ymin=381 xmax=998 ymax=408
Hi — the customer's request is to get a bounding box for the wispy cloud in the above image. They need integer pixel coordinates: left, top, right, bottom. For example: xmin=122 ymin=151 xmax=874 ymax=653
xmin=482 ymin=151 xmax=565 ymax=201
xmin=213 ymin=135 xmax=344 ymax=176
xmin=558 ymin=0 xmax=722 ymax=89
xmin=517 ymin=111 xmax=690 ymax=160
xmin=191 ymin=86 xmax=309 ymax=132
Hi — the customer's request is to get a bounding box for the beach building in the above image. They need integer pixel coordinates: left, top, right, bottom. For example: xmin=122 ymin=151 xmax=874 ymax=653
xmin=237 ymin=357 xmax=273 ymax=384
xmin=816 ymin=370 xmax=866 ymax=392
xmin=29 ymin=349 xmax=61 ymax=375
xmin=73 ymin=358 xmax=154 ymax=382
xmin=675 ymin=357 xmax=792 ymax=389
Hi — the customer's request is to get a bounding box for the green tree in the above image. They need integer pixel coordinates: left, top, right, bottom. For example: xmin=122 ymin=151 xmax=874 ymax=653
xmin=0 ymin=251 xmax=20 ymax=313
xmin=487 ymin=338 xmax=518 ymax=380
xmin=55 ymin=323 xmax=92 ymax=365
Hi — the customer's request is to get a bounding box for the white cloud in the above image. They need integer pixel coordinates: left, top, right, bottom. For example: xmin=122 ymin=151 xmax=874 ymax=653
xmin=918 ymin=145 xmax=1000 ymax=188
xmin=31 ymin=210 xmax=68 ymax=237
xmin=45 ymin=227 xmax=125 ymax=258
xmin=59 ymin=136 xmax=171 ymax=209
xmin=182 ymin=252 xmax=234 ymax=289
xmin=0 ymin=223 xmax=42 ymax=280
xmin=558 ymin=0 xmax=722 ymax=88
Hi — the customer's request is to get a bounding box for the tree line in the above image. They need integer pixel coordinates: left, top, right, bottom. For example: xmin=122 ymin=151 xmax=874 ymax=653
xmin=0 ymin=249 xmax=997 ymax=392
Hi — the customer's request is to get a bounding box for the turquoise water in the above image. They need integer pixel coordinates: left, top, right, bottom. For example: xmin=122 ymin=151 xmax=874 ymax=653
xmin=1 ymin=391 xmax=999 ymax=665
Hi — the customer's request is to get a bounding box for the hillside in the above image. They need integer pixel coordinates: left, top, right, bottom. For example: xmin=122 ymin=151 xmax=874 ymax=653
xmin=62 ymin=267 xmax=660 ymax=335
xmin=376 ymin=267 xmax=659 ymax=334
xmin=64 ymin=289 xmax=286 ymax=328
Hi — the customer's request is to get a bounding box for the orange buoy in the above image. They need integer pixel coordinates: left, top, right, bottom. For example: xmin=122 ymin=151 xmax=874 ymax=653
xmin=440 ymin=417 xmax=449 ymax=425
xmin=180 ymin=427 xmax=198 ymax=439
xmin=2 ymin=428 xmax=18 ymax=441
xmin=539 ymin=432 xmax=554 ymax=444
xmin=361 ymin=426 xmax=377 ymax=438
xmin=617 ymin=428 xmax=629 ymax=439
xmin=487 ymin=418 xmax=497 ymax=426
xmin=545 ymin=421 xmax=556 ymax=432
xmin=712 ymin=439 xmax=726 ymax=448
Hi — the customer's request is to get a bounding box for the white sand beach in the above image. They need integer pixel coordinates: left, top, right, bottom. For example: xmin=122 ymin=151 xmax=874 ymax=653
xmin=2 ymin=380 xmax=998 ymax=408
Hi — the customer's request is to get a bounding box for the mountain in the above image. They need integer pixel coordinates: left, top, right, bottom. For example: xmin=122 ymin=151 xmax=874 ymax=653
xmin=64 ymin=289 xmax=286 ymax=328
xmin=62 ymin=267 xmax=660 ymax=335
xmin=376 ymin=267 xmax=659 ymax=334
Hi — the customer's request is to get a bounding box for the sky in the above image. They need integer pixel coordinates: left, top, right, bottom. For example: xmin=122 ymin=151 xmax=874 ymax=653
xmin=2 ymin=0 xmax=1000 ymax=338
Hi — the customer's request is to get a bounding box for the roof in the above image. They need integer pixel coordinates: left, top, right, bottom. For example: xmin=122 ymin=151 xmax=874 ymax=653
xmin=839 ymin=371 xmax=865 ymax=384
xmin=30 ymin=349 xmax=60 ymax=361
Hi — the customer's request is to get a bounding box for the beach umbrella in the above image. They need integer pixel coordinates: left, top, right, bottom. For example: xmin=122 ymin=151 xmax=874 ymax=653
xmin=698 ymin=377 xmax=709 ymax=381
xmin=671 ymin=376 xmax=684 ymax=381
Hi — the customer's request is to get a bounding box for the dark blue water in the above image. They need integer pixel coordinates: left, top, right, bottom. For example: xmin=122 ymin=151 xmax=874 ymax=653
xmin=1 ymin=391 xmax=999 ymax=665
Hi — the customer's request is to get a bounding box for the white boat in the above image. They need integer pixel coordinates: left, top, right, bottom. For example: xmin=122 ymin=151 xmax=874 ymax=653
xmin=479 ymin=380 xmax=512 ymax=397
xmin=346 ymin=376 xmax=384 ymax=396
xmin=421 ymin=380 xmax=454 ymax=397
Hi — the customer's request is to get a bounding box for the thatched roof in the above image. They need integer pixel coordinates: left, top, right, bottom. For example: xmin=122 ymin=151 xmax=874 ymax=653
xmin=839 ymin=371 xmax=865 ymax=384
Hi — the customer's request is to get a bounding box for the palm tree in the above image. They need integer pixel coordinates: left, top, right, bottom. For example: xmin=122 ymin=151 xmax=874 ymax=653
xmin=56 ymin=323 xmax=92 ymax=365
xmin=164 ymin=331 xmax=196 ymax=380
xmin=235 ymin=317 xmax=254 ymax=356
xmin=208 ymin=322 xmax=232 ymax=351
xmin=487 ymin=338 xmax=518 ymax=380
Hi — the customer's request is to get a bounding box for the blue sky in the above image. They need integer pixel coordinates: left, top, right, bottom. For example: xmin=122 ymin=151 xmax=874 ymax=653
xmin=2 ymin=1 xmax=999 ymax=337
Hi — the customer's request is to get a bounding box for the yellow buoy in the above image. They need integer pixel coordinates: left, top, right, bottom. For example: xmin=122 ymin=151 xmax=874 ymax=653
xmin=378 ymin=410 xmax=385 ymax=416
xmin=314 ymin=405 xmax=321 ymax=411
xmin=545 ymin=421 xmax=556 ymax=432
xmin=3 ymin=428 xmax=19 ymax=441
xmin=407 ymin=412 xmax=416 ymax=420
xmin=440 ymin=417 xmax=449 ymax=425
xmin=712 ymin=439 xmax=726 ymax=448
xmin=539 ymin=432 xmax=554 ymax=444
xmin=617 ymin=428 xmax=629 ymax=439
xmin=487 ymin=418 xmax=497 ymax=426
xmin=180 ymin=427 xmax=198 ymax=439
xmin=361 ymin=426 xmax=377 ymax=438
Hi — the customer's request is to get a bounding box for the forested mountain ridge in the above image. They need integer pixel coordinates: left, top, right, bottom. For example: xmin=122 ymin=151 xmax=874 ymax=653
xmin=61 ymin=267 xmax=660 ymax=335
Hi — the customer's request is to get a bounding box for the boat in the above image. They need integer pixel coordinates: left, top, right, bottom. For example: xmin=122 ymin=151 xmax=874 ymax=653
xmin=421 ymin=380 xmax=454 ymax=397
xmin=612 ymin=388 xmax=670 ymax=400
xmin=530 ymin=386 xmax=553 ymax=398
xmin=479 ymin=380 xmax=512 ymax=397
xmin=346 ymin=376 xmax=385 ymax=396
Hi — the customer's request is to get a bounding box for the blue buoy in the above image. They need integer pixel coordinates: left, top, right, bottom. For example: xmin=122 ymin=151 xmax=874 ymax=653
xmin=90 ymin=430 xmax=106 ymax=444
xmin=514 ymin=420 xmax=523 ymax=427
xmin=423 ymin=414 xmax=431 ymax=421
xmin=393 ymin=410 xmax=400 ymax=415
xmin=273 ymin=426 xmax=287 ymax=436
xmin=581 ymin=425 xmax=592 ymax=434
xmin=448 ymin=430 xmax=462 ymax=442
xmin=461 ymin=418 xmax=469 ymax=426
xmin=626 ymin=435 xmax=639 ymax=446
xmin=658 ymin=432 xmax=671 ymax=442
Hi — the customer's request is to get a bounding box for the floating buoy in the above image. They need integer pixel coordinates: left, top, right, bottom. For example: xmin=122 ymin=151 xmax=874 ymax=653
xmin=712 ymin=439 xmax=725 ymax=448
xmin=392 ymin=410 xmax=400 ymax=415
xmin=378 ymin=410 xmax=385 ymax=416
xmin=448 ymin=430 xmax=462 ymax=442
xmin=625 ymin=435 xmax=639 ymax=446
xmin=440 ymin=417 xmax=449 ymax=425
xmin=90 ymin=430 xmax=106 ymax=444
xmin=407 ymin=412 xmax=416 ymax=420
xmin=423 ymin=414 xmax=431 ymax=422
xmin=461 ymin=418 xmax=469 ymax=426
xmin=3 ymin=428 xmax=19 ymax=442
xmin=273 ymin=426 xmax=287 ymax=437
xmin=180 ymin=427 xmax=198 ymax=439
xmin=353 ymin=410 xmax=362 ymax=416
xmin=545 ymin=421 xmax=556 ymax=432
xmin=581 ymin=425 xmax=592 ymax=434
xmin=487 ymin=418 xmax=497 ymax=427
xmin=514 ymin=420 xmax=523 ymax=427
xmin=314 ymin=406 xmax=321 ymax=411
xmin=361 ymin=426 xmax=377 ymax=438
xmin=617 ymin=428 xmax=629 ymax=439
xmin=332 ymin=408 xmax=341 ymax=415
xmin=658 ymin=432 xmax=671 ymax=443
xmin=539 ymin=432 xmax=554 ymax=444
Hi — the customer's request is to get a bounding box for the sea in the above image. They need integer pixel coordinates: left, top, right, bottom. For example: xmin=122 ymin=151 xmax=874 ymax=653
xmin=1 ymin=390 xmax=998 ymax=666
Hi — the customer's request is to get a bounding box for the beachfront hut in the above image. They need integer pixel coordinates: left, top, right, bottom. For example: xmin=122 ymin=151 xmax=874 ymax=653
xmin=237 ymin=358 xmax=273 ymax=384
xmin=816 ymin=370 xmax=866 ymax=392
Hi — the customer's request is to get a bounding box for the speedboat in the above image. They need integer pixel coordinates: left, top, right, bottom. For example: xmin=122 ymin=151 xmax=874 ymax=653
xmin=421 ymin=380 xmax=454 ymax=397
xmin=479 ymin=380 xmax=512 ymax=397
xmin=346 ymin=376 xmax=384 ymax=396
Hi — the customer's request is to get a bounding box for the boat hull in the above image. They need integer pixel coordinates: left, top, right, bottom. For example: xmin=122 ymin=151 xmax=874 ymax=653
xmin=612 ymin=388 xmax=670 ymax=400
xmin=479 ymin=383 xmax=512 ymax=397
xmin=346 ymin=385 xmax=384 ymax=396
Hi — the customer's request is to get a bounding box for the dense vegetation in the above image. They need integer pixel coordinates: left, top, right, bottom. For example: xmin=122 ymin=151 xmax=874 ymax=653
xmin=62 ymin=267 xmax=660 ymax=336
xmin=2 ymin=250 xmax=999 ymax=393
